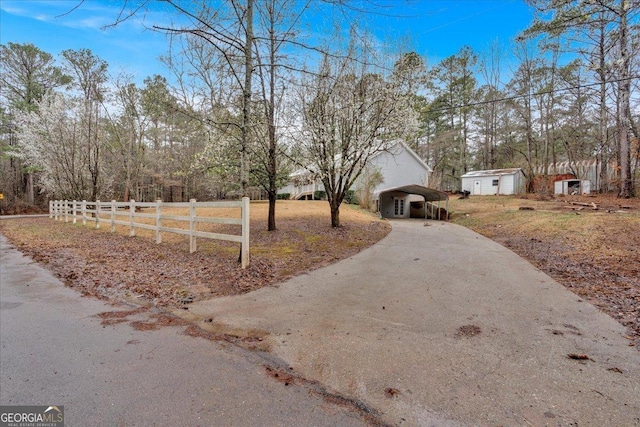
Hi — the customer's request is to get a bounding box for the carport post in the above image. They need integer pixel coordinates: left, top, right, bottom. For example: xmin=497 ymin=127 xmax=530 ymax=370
xmin=424 ymin=196 xmax=427 ymax=219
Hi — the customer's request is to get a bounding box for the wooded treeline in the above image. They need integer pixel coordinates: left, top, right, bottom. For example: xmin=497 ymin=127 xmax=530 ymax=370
xmin=1 ymin=0 xmax=638 ymax=221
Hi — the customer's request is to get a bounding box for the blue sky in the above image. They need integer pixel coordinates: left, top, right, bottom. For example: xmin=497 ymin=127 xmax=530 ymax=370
xmin=1 ymin=0 xmax=536 ymax=83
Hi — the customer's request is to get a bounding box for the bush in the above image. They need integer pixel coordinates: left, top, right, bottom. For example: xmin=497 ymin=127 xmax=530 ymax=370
xmin=276 ymin=193 xmax=290 ymax=200
xmin=314 ymin=190 xmax=326 ymax=200
xmin=344 ymin=190 xmax=358 ymax=204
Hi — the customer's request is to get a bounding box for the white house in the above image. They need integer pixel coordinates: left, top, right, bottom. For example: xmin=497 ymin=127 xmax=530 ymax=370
xmin=278 ymin=141 xmax=449 ymax=219
xmin=460 ymin=168 xmax=525 ymax=195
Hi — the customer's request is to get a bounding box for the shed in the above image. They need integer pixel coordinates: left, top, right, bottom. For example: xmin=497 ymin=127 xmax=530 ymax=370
xmin=461 ymin=168 xmax=525 ymax=195
xmin=554 ymin=179 xmax=591 ymax=195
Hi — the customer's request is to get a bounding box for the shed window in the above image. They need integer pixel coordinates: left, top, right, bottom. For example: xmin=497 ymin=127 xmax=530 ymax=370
xmin=492 ymin=179 xmax=499 ymax=186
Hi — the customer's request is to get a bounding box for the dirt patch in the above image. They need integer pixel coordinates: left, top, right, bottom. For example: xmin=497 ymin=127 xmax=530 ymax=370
xmin=100 ymin=318 xmax=129 ymax=327
xmin=384 ymin=387 xmax=401 ymax=398
xmin=96 ymin=308 xmax=149 ymax=319
xmin=456 ymin=324 xmax=482 ymax=338
xmin=130 ymin=320 xmax=159 ymax=331
xmin=263 ymin=365 xmax=390 ymax=427
xmin=182 ymin=324 xmax=269 ymax=351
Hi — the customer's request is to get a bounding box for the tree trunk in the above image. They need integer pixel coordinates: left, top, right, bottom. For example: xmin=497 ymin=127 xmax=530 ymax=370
xmin=240 ymin=0 xmax=254 ymax=198
xmin=330 ymin=200 xmax=340 ymax=228
xmin=598 ymin=12 xmax=608 ymax=193
xmin=267 ymin=189 xmax=276 ymax=231
xmin=617 ymin=0 xmax=633 ymax=198
xmin=266 ymin=9 xmax=277 ymax=231
xmin=26 ymin=172 xmax=34 ymax=205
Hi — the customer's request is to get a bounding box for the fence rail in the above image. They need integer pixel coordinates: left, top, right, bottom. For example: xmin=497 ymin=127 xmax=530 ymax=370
xmin=49 ymin=198 xmax=250 ymax=268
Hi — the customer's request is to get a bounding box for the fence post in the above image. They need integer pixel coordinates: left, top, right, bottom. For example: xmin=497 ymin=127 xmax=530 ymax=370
xmin=82 ymin=200 xmax=87 ymax=225
xmin=96 ymin=200 xmax=101 ymax=229
xmin=130 ymin=199 xmax=136 ymax=237
xmin=49 ymin=201 xmax=53 ymax=218
xmin=241 ymin=197 xmax=250 ymax=269
xmin=72 ymin=200 xmax=77 ymax=224
xmin=189 ymin=198 xmax=196 ymax=253
xmin=155 ymin=199 xmax=162 ymax=244
xmin=110 ymin=200 xmax=116 ymax=232
xmin=64 ymin=200 xmax=69 ymax=223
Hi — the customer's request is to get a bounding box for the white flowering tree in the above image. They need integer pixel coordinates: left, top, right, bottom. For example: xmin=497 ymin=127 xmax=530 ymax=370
xmin=16 ymin=91 xmax=94 ymax=200
xmin=299 ymin=50 xmax=423 ymax=227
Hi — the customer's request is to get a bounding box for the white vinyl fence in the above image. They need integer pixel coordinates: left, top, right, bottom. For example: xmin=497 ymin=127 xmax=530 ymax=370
xmin=49 ymin=198 xmax=250 ymax=268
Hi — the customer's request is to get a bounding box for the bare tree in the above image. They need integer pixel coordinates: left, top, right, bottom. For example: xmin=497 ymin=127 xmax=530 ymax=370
xmin=428 ymin=46 xmax=478 ymax=183
xmin=476 ymin=41 xmax=504 ymax=170
xmin=61 ymin=49 xmax=109 ymax=201
xmin=523 ymin=0 xmax=638 ymax=197
xmin=107 ymin=75 xmax=148 ymax=201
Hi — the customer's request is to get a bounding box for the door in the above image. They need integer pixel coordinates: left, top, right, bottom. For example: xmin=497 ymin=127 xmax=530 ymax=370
xmin=393 ymin=197 xmax=405 ymax=218
xmin=473 ymin=180 xmax=482 ymax=195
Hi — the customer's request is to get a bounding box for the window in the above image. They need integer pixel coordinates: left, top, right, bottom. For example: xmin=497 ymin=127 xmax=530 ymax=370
xmin=492 ymin=179 xmax=499 ymax=186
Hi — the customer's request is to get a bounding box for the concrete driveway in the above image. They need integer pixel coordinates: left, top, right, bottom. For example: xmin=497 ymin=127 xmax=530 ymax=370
xmin=190 ymin=220 xmax=640 ymax=426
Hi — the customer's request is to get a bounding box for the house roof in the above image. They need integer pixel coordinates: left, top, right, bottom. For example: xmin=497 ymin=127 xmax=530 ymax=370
xmin=376 ymin=185 xmax=448 ymax=202
xmin=461 ymin=168 xmax=522 ymax=178
xmin=372 ymin=140 xmax=432 ymax=173
xmin=289 ymin=139 xmax=431 ymax=178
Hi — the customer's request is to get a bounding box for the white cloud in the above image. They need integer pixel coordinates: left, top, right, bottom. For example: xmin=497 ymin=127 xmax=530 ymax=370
xmin=0 ymin=4 xmax=28 ymax=15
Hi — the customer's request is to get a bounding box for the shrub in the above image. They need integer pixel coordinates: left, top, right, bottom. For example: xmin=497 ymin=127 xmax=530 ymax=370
xmin=276 ymin=193 xmax=290 ymax=200
xmin=344 ymin=190 xmax=358 ymax=204
xmin=314 ymin=190 xmax=326 ymax=200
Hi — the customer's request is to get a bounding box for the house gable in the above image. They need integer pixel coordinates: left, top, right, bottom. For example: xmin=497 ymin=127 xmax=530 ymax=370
xmin=279 ymin=140 xmax=433 ymax=200
xmin=365 ymin=140 xmax=431 ymax=194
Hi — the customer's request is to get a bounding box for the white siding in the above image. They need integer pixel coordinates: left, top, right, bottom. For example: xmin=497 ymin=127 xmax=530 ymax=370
xmin=365 ymin=145 xmax=429 ymax=194
xmin=280 ymin=141 xmax=431 ymax=200
xmin=499 ymin=175 xmax=515 ymax=194
xmin=461 ymin=173 xmax=523 ymax=195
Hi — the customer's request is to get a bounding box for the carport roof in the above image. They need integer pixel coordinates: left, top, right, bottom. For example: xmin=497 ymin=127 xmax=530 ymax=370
xmin=377 ymin=185 xmax=449 ymax=202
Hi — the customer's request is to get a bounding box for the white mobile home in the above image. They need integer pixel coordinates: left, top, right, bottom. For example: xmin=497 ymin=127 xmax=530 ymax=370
xmin=461 ymin=168 xmax=525 ymax=195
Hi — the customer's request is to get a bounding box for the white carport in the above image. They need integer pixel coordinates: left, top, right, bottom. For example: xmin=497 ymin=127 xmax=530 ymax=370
xmin=376 ymin=185 xmax=449 ymax=220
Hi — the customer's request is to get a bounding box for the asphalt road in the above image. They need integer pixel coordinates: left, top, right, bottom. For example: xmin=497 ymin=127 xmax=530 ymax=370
xmin=0 ymin=234 xmax=367 ymax=427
